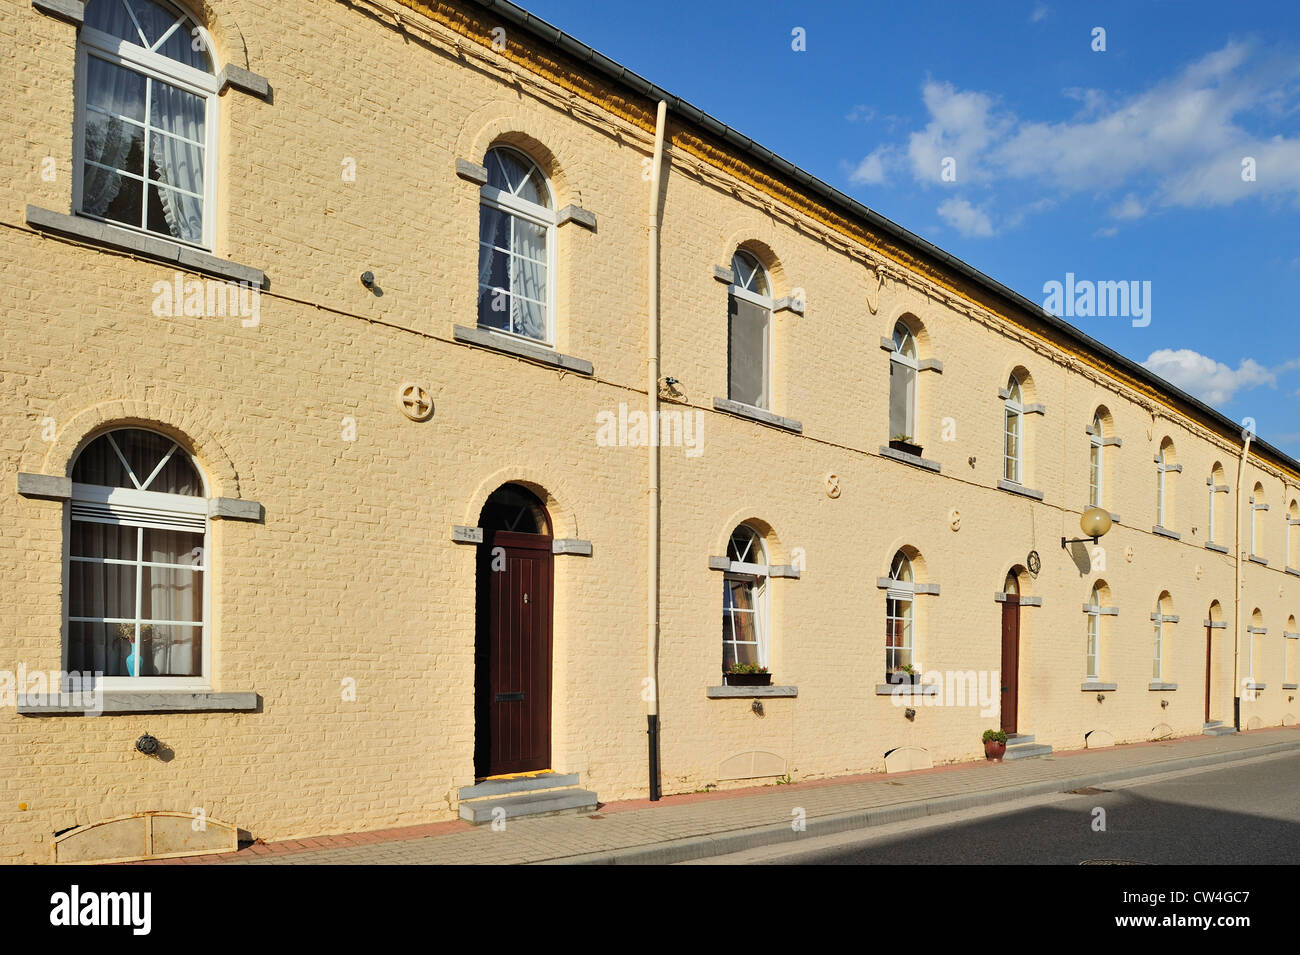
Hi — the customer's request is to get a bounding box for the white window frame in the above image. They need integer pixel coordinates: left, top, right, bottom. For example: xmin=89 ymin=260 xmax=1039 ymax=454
xmin=1288 ymin=506 xmax=1300 ymax=568
xmin=1151 ymin=601 xmax=1172 ymax=682
xmin=889 ymin=323 xmax=919 ymax=442
xmin=1085 ymin=588 xmax=1102 ymax=681
xmin=72 ymin=1 xmax=219 ymax=252
xmin=722 ymin=526 xmax=770 ymax=670
xmin=1088 ymin=414 xmax=1104 ymax=508
xmin=1155 ymin=447 xmax=1176 ymax=528
xmin=1003 ymin=377 xmax=1023 ymax=484
xmin=885 ymin=552 xmax=916 ymax=679
xmin=728 ymin=251 xmax=773 ymax=412
xmin=1250 ymin=489 xmax=1268 ymax=558
xmin=63 ymin=434 xmax=212 ymax=691
xmin=477 ymin=147 xmax=558 ymax=348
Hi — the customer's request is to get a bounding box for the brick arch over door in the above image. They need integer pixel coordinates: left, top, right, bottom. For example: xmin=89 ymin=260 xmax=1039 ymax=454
xmin=464 ymin=467 xmax=578 ymax=540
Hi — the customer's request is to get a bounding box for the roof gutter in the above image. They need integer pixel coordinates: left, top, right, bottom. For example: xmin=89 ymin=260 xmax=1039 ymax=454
xmin=469 ymin=0 xmax=1300 ymax=477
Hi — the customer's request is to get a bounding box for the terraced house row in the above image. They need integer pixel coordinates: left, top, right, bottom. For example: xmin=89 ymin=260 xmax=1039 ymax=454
xmin=3 ymin=0 xmax=1298 ymax=862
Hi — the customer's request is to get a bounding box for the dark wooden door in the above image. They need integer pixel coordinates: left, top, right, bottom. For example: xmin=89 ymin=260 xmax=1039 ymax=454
xmin=475 ymin=529 xmax=553 ymax=777
xmin=1000 ymin=597 xmax=1020 ymax=734
xmin=1205 ymin=625 xmax=1213 ymax=723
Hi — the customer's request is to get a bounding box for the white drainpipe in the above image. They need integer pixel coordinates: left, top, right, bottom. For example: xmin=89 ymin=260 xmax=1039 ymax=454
xmin=646 ymin=100 xmax=667 ymax=800
xmin=1233 ymin=427 xmax=1253 ymax=729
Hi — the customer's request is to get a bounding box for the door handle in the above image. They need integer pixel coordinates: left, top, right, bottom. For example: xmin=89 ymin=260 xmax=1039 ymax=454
xmin=495 ymin=691 xmax=524 ymax=702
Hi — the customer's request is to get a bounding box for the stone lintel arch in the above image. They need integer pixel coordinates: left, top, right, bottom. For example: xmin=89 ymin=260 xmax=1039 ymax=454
xmin=883 ymin=301 xmax=937 ymax=360
xmin=27 ymin=398 xmax=241 ymax=498
xmin=464 ymin=467 xmax=577 ymax=540
xmin=455 ymin=101 xmax=576 ymax=206
xmin=718 ymin=224 xmax=788 ymax=299
xmin=714 ymin=510 xmax=786 ymax=565
xmin=882 ymin=540 xmax=930 ymax=584
xmin=177 ymin=0 xmax=257 ymax=72
xmin=1005 ymin=363 xmax=1038 ymax=405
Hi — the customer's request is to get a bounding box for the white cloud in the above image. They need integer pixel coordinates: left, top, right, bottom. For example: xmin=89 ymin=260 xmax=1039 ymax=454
xmin=937 ymin=197 xmax=995 ymax=237
xmin=845 ymin=104 xmax=875 ymax=123
xmin=1142 ymin=349 xmax=1276 ymax=406
xmin=848 ymin=146 xmax=891 ymax=185
xmin=1029 ymin=3 xmax=1048 ymax=23
xmin=852 ymin=42 xmax=1300 ymax=217
xmin=1108 ymin=193 xmax=1146 ymax=220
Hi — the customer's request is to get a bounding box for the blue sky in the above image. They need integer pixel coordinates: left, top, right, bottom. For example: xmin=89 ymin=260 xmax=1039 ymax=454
xmin=517 ymin=0 xmax=1300 ymax=452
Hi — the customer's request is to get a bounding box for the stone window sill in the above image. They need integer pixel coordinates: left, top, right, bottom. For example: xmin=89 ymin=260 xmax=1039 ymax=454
xmin=1283 ymin=683 xmax=1298 ymax=690
xmin=26 ymin=206 xmax=265 ymax=287
xmin=875 ymin=683 xmax=940 ymax=696
xmin=1148 ymin=682 xmax=1178 ymax=691
xmin=1082 ymin=681 xmax=1117 ymax=692
xmin=1206 ymin=542 xmax=1229 ymax=554
xmin=1248 ymin=555 xmax=1268 ymax=566
xmin=1152 ymin=525 xmax=1180 ymax=540
xmin=879 ymin=446 xmax=941 ymax=473
xmin=452 ymin=325 xmax=593 ymax=375
xmin=18 ymin=691 xmax=259 ymax=715
xmin=997 ymin=479 xmax=1043 ymax=501
xmin=711 ymin=398 xmax=802 ymax=433
xmin=706 ymin=685 xmax=797 ymax=699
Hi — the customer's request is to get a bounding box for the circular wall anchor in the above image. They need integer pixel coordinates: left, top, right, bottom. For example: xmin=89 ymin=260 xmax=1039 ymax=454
xmin=1125 ymin=545 xmax=1135 ymax=563
xmin=824 ymin=473 xmax=841 ymax=498
xmin=397 ymin=383 xmax=434 ymax=422
xmin=1195 ymin=565 xmax=1203 ymax=580
xmin=948 ymin=508 xmax=961 ymax=531
xmin=1027 ymin=550 xmax=1041 ymax=575
xmin=135 ymin=734 xmax=160 ymax=756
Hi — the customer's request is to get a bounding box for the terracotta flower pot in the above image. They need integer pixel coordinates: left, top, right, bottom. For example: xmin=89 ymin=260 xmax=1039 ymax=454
xmin=984 ymin=739 xmax=1006 ymax=761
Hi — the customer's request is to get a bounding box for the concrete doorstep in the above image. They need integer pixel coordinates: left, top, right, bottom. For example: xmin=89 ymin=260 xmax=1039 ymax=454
xmin=544 ymin=733 xmax=1300 ymax=865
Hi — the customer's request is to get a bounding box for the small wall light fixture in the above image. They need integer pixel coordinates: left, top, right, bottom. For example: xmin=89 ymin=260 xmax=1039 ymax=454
xmin=135 ymin=733 xmax=160 ymax=756
xmin=1064 ymin=507 xmax=1113 ymax=549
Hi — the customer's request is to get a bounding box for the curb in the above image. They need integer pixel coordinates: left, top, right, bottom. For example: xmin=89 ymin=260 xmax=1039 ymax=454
xmin=539 ymin=737 xmax=1300 ymax=865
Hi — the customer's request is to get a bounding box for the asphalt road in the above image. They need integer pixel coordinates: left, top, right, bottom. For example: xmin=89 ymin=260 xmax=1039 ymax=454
xmin=686 ymin=751 xmax=1300 ymax=865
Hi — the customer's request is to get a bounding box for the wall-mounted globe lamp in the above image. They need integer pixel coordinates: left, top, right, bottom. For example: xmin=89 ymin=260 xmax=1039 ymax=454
xmin=1062 ymin=507 xmax=1112 ymax=549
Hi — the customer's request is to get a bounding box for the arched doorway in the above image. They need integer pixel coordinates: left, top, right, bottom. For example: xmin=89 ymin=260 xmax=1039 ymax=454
xmin=1000 ymin=569 xmax=1022 ymax=734
xmin=474 ymin=484 xmax=554 ymax=777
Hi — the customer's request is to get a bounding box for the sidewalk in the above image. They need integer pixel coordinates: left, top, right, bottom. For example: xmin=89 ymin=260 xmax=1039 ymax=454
xmin=139 ymin=726 xmax=1300 ymax=865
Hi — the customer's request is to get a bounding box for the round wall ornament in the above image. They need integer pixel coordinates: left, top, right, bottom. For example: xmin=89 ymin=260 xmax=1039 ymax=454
xmin=1026 ymin=550 xmax=1041 ymax=575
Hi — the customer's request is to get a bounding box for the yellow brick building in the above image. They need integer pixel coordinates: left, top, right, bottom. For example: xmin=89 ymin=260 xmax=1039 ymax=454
xmin=3 ymin=0 xmax=1298 ymax=861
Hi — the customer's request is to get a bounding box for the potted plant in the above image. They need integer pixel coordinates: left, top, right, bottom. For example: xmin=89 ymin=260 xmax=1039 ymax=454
xmin=889 ymin=663 xmax=920 ymax=685
xmin=982 ymin=729 xmax=1008 ymax=761
xmin=724 ymin=663 xmax=772 ymax=686
xmin=889 ymin=434 xmax=923 ymax=457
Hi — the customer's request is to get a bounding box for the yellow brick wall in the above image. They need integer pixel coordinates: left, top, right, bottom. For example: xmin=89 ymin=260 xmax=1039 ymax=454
xmin=0 ymin=0 xmax=1296 ymax=862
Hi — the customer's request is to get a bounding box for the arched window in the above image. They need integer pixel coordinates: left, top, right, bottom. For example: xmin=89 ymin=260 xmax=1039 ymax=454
xmin=1250 ymin=483 xmax=1268 ymax=558
xmin=727 ymin=249 xmax=772 ymax=410
xmin=722 ymin=524 xmax=768 ymax=673
xmin=889 ymin=322 xmax=918 ymax=444
xmin=1003 ymin=373 xmax=1023 ymax=483
xmin=1088 ymin=412 xmax=1104 ymax=508
xmin=67 ymin=428 xmax=208 ymax=685
xmin=477 ymin=146 xmax=556 ymax=344
xmin=885 ymin=550 xmax=915 ymax=680
xmin=1155 ymin=438 xmax=1178 ymax=530
xmin=1207 ymin=463 xmax=1227 ymax=546
xmin=1084 ymin=583 xmax=1104 ymax=681
xmin=76 ymin=0 xmax=217 ymax=247
xmin=1288 ymin=500 xmax=1299 ymax=570
xmin=1152 ymin=592 xmax=1174 ymax=682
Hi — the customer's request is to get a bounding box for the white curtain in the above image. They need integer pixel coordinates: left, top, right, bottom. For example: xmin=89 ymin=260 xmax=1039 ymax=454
xmin=82 ymin=58 xmax=141 ymax=220
xmin=149 ymin=80 xmax=205 ymax=243
xmin=143 ymin=528 xmax=203 ymax=676
xmin=509 ymin=215 xmax=547 ymax=339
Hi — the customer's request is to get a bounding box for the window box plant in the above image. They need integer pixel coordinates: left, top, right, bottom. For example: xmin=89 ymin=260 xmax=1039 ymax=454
xmin=889 ymin=434 xmax=923 ymax=458
xmin=724 ymin=663 xmax=772 ymax=686
xmin=982 ymin=729 xmax=1007 ymax=761
xmin=888 ymin=663 xmax=920 ymax=685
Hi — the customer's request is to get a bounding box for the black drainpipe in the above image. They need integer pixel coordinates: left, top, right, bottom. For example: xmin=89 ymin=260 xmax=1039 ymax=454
xmin=648 ymin=715 xmax=661 ymax=800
